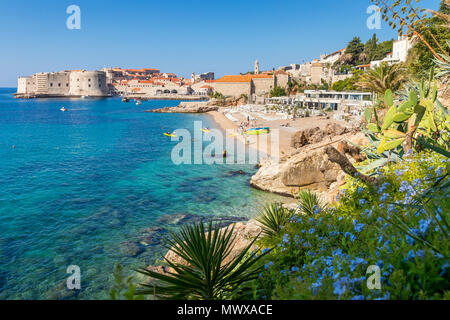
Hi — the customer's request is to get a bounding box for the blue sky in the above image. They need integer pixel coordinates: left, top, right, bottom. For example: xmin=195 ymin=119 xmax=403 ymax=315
xmin=0 ymin=0 xmax=441 ymax=86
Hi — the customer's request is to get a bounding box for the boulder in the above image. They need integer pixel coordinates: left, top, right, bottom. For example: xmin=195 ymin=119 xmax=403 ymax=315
xmin=290 ymin=123 xmax=349 ymax=149
xmin=119 ymin=241 xmax=145 ymax=257
xmin=251 ymin=148 xmax=341 ymax=197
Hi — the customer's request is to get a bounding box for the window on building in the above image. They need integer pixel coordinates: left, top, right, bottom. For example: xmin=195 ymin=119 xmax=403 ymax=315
xmin=50 ymin=83 xmax=53 ymax=87
xmin=58 ymin=83 xmax=61 ymax=87
xmin=88 ymin=84 xmax=91 ymax=88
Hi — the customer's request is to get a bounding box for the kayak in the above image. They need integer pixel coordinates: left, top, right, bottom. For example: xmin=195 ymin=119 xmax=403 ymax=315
xmin=245 ymin=127 xmax=270 ymax=135
xmin=164 ymin=133 xmax=177 ymax=137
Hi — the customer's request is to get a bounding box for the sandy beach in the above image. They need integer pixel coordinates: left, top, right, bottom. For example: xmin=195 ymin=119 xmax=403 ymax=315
xmin=208 ymin=108 xmax=350 ymax=159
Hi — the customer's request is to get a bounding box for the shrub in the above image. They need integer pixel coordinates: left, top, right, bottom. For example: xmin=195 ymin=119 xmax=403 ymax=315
xmin=255 ymin=151 xmax=449 ymax=300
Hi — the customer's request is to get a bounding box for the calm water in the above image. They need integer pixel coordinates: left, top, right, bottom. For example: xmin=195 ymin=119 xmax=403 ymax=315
xmin=0 ymin=88 xmax=284 ymax=299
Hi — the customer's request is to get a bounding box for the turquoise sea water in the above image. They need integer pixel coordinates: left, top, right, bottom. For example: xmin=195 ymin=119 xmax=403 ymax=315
xmin=0 ymin=88 xmax=284 ymax=300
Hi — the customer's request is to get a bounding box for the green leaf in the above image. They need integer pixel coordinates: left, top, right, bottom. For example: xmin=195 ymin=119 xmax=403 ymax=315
xmin=385 ymin=89 xmax=394 ymax=107
xmin=408 ymin=91 xmax=418 ymax=106
xmin=382 ymin=105 xmax=397 ymax=130
xmin=364 ymin=108 xmax=372 ymax=123
xmin=368 ymin=123 xmax=380 ymax=133
xmin=377 ymin=137 xmax=387 ymax=153
xmin=383 ymin=138 xmax=405 ymax=151
xmin=393 ymin=112 xmax=412 ymax=123
xmin=383 ymin=129 xmax=406 ymax=139
xmin=398 ymin=101 xmax=411 ymax=113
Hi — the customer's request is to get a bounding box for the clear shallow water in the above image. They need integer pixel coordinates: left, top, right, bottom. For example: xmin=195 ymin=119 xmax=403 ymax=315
xmin=0 ymin=88 xmax=285 ymax=300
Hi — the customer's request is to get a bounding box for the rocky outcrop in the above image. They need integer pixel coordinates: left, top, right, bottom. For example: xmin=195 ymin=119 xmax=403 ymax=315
xmin=290 ymin=123 xmax=349 ymax=149
xmin=250 ymin=147 xmax=345 ymax=200
xmin=146 ymin=101 xmax=219 ymax=113
xmin=147 ymin=219 xmax=263 ymax=275
xmin=251 ymin=131 xmax=368 ymax=203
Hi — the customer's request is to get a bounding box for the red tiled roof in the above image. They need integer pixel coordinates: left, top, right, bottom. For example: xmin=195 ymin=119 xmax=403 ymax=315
xmin=215 ymin=74 xmax=273 ymax=83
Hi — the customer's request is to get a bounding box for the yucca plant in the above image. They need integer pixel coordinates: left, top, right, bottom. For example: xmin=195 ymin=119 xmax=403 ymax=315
xmin=256 ymin=203 xmax=293 ymax=238
xmin=135 ymin=222 xmax=268 ymax=300
xmin=297 ymin=190 xmax=326 ymax=216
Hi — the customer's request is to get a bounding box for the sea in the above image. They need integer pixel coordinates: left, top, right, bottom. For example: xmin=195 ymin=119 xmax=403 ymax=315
xmin=0 ymin=88 xmax=285 ymax=299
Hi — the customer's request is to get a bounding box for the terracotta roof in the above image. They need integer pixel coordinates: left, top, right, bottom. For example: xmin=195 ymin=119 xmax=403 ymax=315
xmin=215 ymin=74 xmax=273 ymax=83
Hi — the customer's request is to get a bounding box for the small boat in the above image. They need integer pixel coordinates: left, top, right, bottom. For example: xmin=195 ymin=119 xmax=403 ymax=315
xmin=81 ymin=95 xmax=90 ymax=99
xmin=136 ymin=100 xmax=142 ymax=106
xmin=164 ymin=133 xmax=177 ymax=138
xmin=60 ymin=107 xmax=67 ymax=112
xmin=122 ymin=97 xmax=130 ymax=103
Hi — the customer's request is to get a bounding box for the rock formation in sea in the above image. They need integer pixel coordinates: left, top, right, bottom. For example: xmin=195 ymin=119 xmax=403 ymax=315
xmin=146 ymin=101 xmax=219 ymax=113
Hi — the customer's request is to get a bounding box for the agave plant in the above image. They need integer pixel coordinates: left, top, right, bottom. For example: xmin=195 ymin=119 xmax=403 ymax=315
xmin=256 ymin=203 xmax=293 ymax=238
xmin=297 ymin=190 xmax=326 ymax=216
xmin=434 ymin=40 xmax=450 ymax=79
xmin=135 ymin=222 xmax=268 ymax=300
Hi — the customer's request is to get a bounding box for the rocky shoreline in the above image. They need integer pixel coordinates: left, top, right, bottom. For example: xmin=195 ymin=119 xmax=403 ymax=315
xmin=250 ymin=124 xmax=367 ymax=203
xmin=145 ymin=101 xmax=218 ymax=113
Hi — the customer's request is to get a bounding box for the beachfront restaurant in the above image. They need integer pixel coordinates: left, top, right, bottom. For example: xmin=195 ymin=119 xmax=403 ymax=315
xmin=301 ymin=90 xmax=373 ymax=112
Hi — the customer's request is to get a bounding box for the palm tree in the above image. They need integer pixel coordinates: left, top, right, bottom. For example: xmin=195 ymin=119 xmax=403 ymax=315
xmin=356 ymin=62 xmax=406 ymax=96
xmin=135 ymin=222 xmax=268 ymax=300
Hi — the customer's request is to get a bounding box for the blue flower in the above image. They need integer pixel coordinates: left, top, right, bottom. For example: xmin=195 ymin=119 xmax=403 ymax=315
xmin=416 ymin=250 xmax=425 ymax=259
xmin=309 ymin=228 xmax=316 ymax=234
xmin=357 ymin=187 xmax=364 ymax=194
xmin=351 ymin=295 xmax=365 ymax=300
xmin=375 ymin=292 xmax=391 ymax=300
xmin=344 ymin=232 xmax=356 ymax=241
xmin=359 ymin=199 xmax=367 ymax=207
xmin=405 ymin=235 xmax=415 ymax=245
xmin=380 ymin=193 xmax=389 ymax=202
xmin=354 ymin=222 xmax=365 ymax=233
xmin=395 ymin=170 xmax=404 ymax=177
xmin=405 ymin=250 xmax=415 ymax=262
xmin=419 ymin=219 xmax=432 ymax=235
xmin=282 ymin=234 xmax=290 ymax=243
xmin=264 ymin=261 xmax=273 ymax=270
xmin=333 ymin=280 xmax=347 ymax=297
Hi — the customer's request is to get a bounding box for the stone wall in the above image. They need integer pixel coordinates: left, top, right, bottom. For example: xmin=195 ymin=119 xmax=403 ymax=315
xmin=213 ymin=82 xmax=251 ymax=98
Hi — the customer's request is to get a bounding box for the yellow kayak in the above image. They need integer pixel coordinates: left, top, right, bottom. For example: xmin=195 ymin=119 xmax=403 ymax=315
xmin=164 ymin=133 xmax=177 ymax=137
